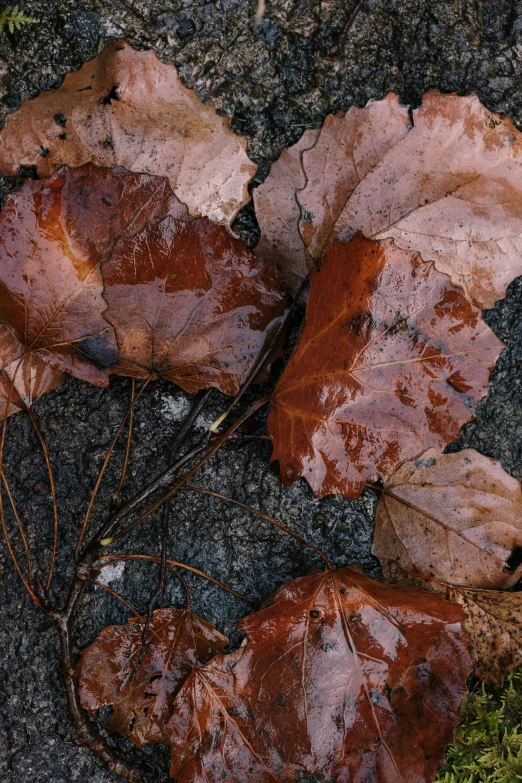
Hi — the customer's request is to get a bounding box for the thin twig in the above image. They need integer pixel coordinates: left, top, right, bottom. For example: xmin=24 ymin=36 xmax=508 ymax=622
xmin=98 ymin=554 xmax=260 ymax=605
xmin=0 ymin=477 xmax=42 ymax=609
xmin=167 ymin=565 xmax=191 ymax=611
xmin=76 ymin=378 xmax=151 ymax=556
xmin=110 ymin=396 xmax=270 ymax=543
xmin=1 ymin=469 xmax=33 ymax=583
xmin=90 ymin=579 xmax=140 ymax=616
xmin=339 ymin=0 xmax=365 ymax=49
xmin=183 ymin=485 xmax=333 ymax=568
xmin=112 ymin=379 xmax=136 ymax=504
xmin=26 ymin=407 xmax=59 ymax=591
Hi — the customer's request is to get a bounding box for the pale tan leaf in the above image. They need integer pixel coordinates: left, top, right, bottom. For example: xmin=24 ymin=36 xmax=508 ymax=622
xmin=0 ymin=42 xmax=256 ymax=226
xmin=373 ymin=448 xmax=522 ymax=590
xmin=254 ymin=129 xmax=319 ymax=296
xmin=0 ymin=354 xmax=64 ymax=420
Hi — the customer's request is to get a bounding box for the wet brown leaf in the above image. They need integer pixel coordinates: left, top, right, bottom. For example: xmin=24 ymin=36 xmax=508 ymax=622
xmin=167 ymin=654 xmax=300 ymax=782
xmin=373 ymin=448 xmax=522 ymax=590
xmin=0 ymin=41 xmax=256 ymax=226
xmin=77 ymin=608 xmax=229 ymax=747
xmin=0 ymin=164 xmax=176 ymax=386
xmin=253 ymin=128 xmax=319 ymax=297
xmin=268 ymin=234 xmax=503 ymax=498
xmin=257 ymin=91 xmax=522 ymax=308
xmin=0 ymin=354 xmax=64 ymax=420
xmin=102 ymin=215 xmax=287 ymax=396
xmin=167 ymin=567 xmax=472 ymax=783
xmin=447 ymin=587 xmax=522 ymax=685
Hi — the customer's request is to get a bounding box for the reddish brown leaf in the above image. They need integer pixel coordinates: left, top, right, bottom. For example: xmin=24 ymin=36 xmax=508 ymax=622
xmin=268 ymin=234 xmax=503 ymax=498
xmin=447 ymin=586 xmax=522 ymax=685
xmin=167 ymin=655 xmax=300 ymax=782
xmin=0 ymin=354 xmax=64 ymax=420
xmin=167 ymin=567 xmax=472 ymax=783
xmin=0 ymin=41 xmax=256 ymax=227
xmin=77 ymin=608 xmax=229 ymax=747
xmin=101 ymin=215 xmax=287 ymax=396
xmin=0 ymin=164 xmax=181 ymax=386
xmin=373 ymin=448 xmax=522 ymax=590
xmin=257 ymin=91 xmax=522 ymax=308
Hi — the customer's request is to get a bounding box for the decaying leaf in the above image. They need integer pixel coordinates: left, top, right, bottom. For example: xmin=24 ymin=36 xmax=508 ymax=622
xmin=268 ymin=234 xmax=503 ymax=498
xmin=373 ymin=448 xmax=522 ymax=590
xmin=0 ymin=354 xmax=64 ymax=420
xmin=0 ymin=162 xmax=285 ymax=398
xmin=77 ymin=608 xmax=229 ymax=747
xmin=167 ymin=567 xmax=472 ymax=783
xmin=102 ymin=215 xmax=287 ymax=396
xmin=0 ymin=164 xmax=176 ymax=386
xmin=257 ymin=91 xmax=522 ymax=308
xmin=0 ymin=41 xmax=256 ymax=226
xmin=167 ymin=655 xmax=300 ymax=782
xmin=447 ymin=586 xmax=522 ymax=685
xmin=253 ymin=129 xmax=319 ymax=297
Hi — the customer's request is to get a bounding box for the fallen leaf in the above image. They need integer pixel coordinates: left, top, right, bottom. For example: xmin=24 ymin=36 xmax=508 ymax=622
xmin=167 ymin=654 xmax=300 ymax=782
xmin=447 ymin=586 xmax=522 ymax=685
xmin=0 ymin=41 xmax=256 ymax=226
xmin=253 ymin=128 xmax=319 ymax=297
xmin=102 ymin=215 xmax=287 ymax=396
xmin=373 ymin=448 xmax=522 ymax=590
xmin=257 ymin=91 xmax=522 ymax=308
xmin=0 ymin=354 xmax=64 ymax=420
xmin=0 ymin=164 xmax=183 ymax=386
xmin=77 ymin=608 xmax=229 ymax=747
xmin=167 ymin=567 xmax=472 ymax=783
xmin=268 ymin=234 xmax=503 ymax=498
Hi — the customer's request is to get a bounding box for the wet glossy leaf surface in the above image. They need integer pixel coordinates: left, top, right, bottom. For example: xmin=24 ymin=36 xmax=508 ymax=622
xmin=102 ymin=215 xmax=287 ymax=395
xmin=0 ymin=354 xmax=64 ymax=420
xmin=0 ymin=163 xmax=285 ymax=402
xmin=77 ymin=608 xmax=229 ymax=747
xmin=256 ymin=91 xmax=522 ymax=308
xmin=167 ymin=567 xmax=472 ymax=783
xmin=0 ymin=164 xmax=175 ymax=387
xmin=373 ymin=448 xmax=522 ymax=590
xmin=268 ymin=234 xmax=503 ymax=498
xmin=0 ymin=42 xmax=256 ymax=226
xmin=447 ymin=587 xmax=522 ymax=685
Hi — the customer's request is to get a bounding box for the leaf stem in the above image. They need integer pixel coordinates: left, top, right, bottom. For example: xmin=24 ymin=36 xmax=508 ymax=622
xmin=183 ymin=484 xmax=333 ymax=568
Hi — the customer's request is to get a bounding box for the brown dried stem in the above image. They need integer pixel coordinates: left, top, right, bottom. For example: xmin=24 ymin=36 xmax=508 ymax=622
xmin=76 ymin=378 xmax=151 ymax=556
xmin=90 ymin=579 xmax=140 ymax=616
xmin=112 ymin=379 xmax=136 ymax=504
xmin=110 ymin=395 xmax=270 ymax=543
xmin=183 ymin=484 xmax=333 ymax=568
xmin=26 ymin=407 xmax=59 ymax=590
xmin=98 ymin=554 xmax=260 ymax=605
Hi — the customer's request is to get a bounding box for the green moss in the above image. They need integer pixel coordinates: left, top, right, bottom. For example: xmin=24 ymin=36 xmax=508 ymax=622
xmin=437 ymin=668 xmax=522 ymax=783
xmin=0 ymin=5 xmax=37 ymax=33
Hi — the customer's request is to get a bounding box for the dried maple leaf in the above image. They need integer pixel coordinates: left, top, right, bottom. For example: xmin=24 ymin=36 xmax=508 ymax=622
xmin=447 ymin=586 xmax=522 ymax=685
xmin=0 ymin=41 xmax=256 ymax=227
xmin=0 ymin=164 xmax=177 ymax=386
xmin=373 ymin=448 xmax=522 ymax=590
xmin=77 ymin=608 xmax=229 ymax=747
xmin=257 ymin=91 xmax=522 ymax=308
xmin=268 ymin=234 xmax=503 ymax=498
xmin=0 ymin=354 xmax=64 ymax=420
xmin=101 ymin=215 xmax=287 ymax=396
xmin=167 ymin=567 xmax=472 ymax=783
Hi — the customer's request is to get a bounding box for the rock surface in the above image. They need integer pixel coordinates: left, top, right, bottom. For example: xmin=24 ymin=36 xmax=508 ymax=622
xmin=1 ymin=1 xmax=522 ymax=781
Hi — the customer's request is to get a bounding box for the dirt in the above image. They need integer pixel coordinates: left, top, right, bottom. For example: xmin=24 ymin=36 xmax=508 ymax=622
xmin=1 ymin=1 xmax=522 ymax=781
